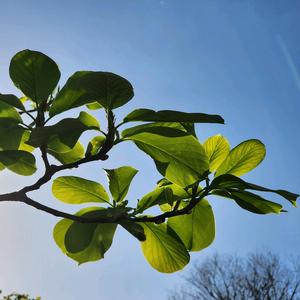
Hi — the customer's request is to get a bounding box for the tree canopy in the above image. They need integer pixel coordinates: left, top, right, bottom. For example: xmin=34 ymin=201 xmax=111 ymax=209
xmin=168 ymin=252 xmax=300 ymax=300
xmin=0 ymin=49 xmax=298 ymax=273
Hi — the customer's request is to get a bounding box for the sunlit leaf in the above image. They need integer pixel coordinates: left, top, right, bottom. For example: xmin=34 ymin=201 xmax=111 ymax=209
xmin=123 ymin=124 xmax=209 ymax=187
xmin=140 ymin=222 xmax=190 ymax=273
xmin=53 ymin=207 xmax=117 ymax=264
xmin=168 ymin=199 xmax=215 ymax=251
xmin=137 ymin=183 xmax=191 ymax=212
xmin=85 ymin=136 xmax=106 ymax=156
xmin=48 ymin=141 xmax=84 ymax=164
xmin=203 ymin=134 xmax=230 ymax=171
xmin=215 ymin=139 xmax=266 ymax=177
xmin=104 ymin=166 xmax=138 ymax=202
xmin=86 ymin=102 xmax=102 ymax=110
xmin=52 ymin=176 xmax=110 ymax=204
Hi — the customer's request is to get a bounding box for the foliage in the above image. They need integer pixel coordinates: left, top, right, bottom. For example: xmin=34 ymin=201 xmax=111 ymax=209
xmin=0 ymin=290 xmax=41 ymax=300
xmin=168 ymin=252 xmax=300 ymax=300
xmin=0 ymin=49 xmax=298 ymax=273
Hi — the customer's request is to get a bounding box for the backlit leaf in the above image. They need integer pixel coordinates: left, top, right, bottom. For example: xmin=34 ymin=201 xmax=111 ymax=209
xmin=53 ymin=207 xmax=117 ymax=264
xmin=140 ymin=222 xmax=190 ymax=273
xmin=168 ymin=199 xmax=215 ymax=251
xmin=203 ymin=134 xmax=230 ymax=171
xmin=104 ymin=166 xmax=138 ymax=202
xmin=52 ymin=176 xmax=110 ymax=204
xmin=215 ymin=139 xmax=266 ymax=177
xmin=123 ymin=124 xmax=209 ymax=187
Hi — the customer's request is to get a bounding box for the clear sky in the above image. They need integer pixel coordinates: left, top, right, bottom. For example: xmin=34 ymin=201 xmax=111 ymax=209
xmin=0 ymin=0 xmax=299 ymax=299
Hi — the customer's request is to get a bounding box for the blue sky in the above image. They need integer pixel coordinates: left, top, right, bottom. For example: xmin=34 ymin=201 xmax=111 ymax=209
xmin=0 ymin=0 xmax=299 ymax=299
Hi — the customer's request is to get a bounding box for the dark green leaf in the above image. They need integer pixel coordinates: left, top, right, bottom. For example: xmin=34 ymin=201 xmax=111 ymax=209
xmin=0 ymin=150 xmax=36 ymax=175
xmin=0 ymin=101 xmax=22 ymax=123
xmin=211 ymin=174 xmax=299 ymax=207
xmin=27 ymin=111 xmax=99 ymax=151
xmin=0 ymin=121 xmax=25 ymax=150
xmin=9 ymin=49 xmax=60 ymax=104
xmin=122 ymin=122 xmax=192 ymax=138
xmin=49 ymin=71 xmax=133 ymax=116
xmin=123 ymin=108 xmax=224 ymax=124
xmin=119 ymin=219 xmax=146 ymax=241
xmin=212 ymin=189 xmax=283 ymax=214
xmin=0 ymin=94 xmax=25 ymax=110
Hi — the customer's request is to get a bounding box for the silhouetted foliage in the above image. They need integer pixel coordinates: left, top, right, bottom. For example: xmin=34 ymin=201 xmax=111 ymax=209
xmin=169 ymin=253 xmax=300 ymax=300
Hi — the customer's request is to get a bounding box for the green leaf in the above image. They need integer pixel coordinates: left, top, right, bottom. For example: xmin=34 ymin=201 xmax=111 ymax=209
xmin=122 ymin=122 xmax=195 ymax=138
xmin=18 ymin=131 xmax=35 ymax=152
xmin=211 ymin=174 xmax=299 ymax=207
xmin=212 ymin=189 xmax=283 ymax=214
xmin=215 ymin=139 xmax=266 ymax=177
xmin=123 ymin=124 xmax=209 ymax=187
xmin=168 ymin=199 xmax=215 ymax=251
xmin=48 ymin=141 xmax=84 ymax=164
xmin=203 ymin=134 xmax=230 ymax=171
xmin=104 ymin=166 xmax=138 ymax=202
xmin=9 ymin=49 xmax=60 ymax=104
xmin=86 ymin=102 xmax=103 ymax=110
xmin=52 ymin=176 xmax=110 ymax=204
xmin=53 ymin=207 xmax=117 ymax=264
xmin=0 ymin=150 xmax=36 ymax=175
xmin=49 ymin=71 xmax=133 ymax=116
xmin=27 ymin=111 xmax=99 ymax=151
xmin=0 ymin=94 xmax=25 ymax=111
xmin=85 ymin=136 xmax=106 ymax=156
xmin=0 ymin=121 xmax=25 ymax=150
xmin=0 ymin=101 xmax=22 ymax=123
xmin=123 ymin=108 xmax=224 ymax=124
xmin=119 ymin=219 xmax=146 ymax=241
xmin=137 ymin=183 xmax=191 ymax=212
xmin=140 ymin=222 xmax=190 ymax=273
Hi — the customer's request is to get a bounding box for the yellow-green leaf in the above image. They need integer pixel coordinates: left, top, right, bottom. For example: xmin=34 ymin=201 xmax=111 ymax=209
xmin=167 ymin=199 xmax=215 ymax=251
xmin=215 ymin=139 xmax=266 ymax=177
xmin=52 ymin=176 xmax=110 ymax=204
xmin=140 ymin=222 xmax=190 ymax=273
xmin=203 ymin=134 xmax=230 ymax=171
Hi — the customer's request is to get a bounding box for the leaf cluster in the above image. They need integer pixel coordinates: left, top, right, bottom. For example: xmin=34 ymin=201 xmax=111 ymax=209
xmin=0 ymin=49 xmax=298 ymax=273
